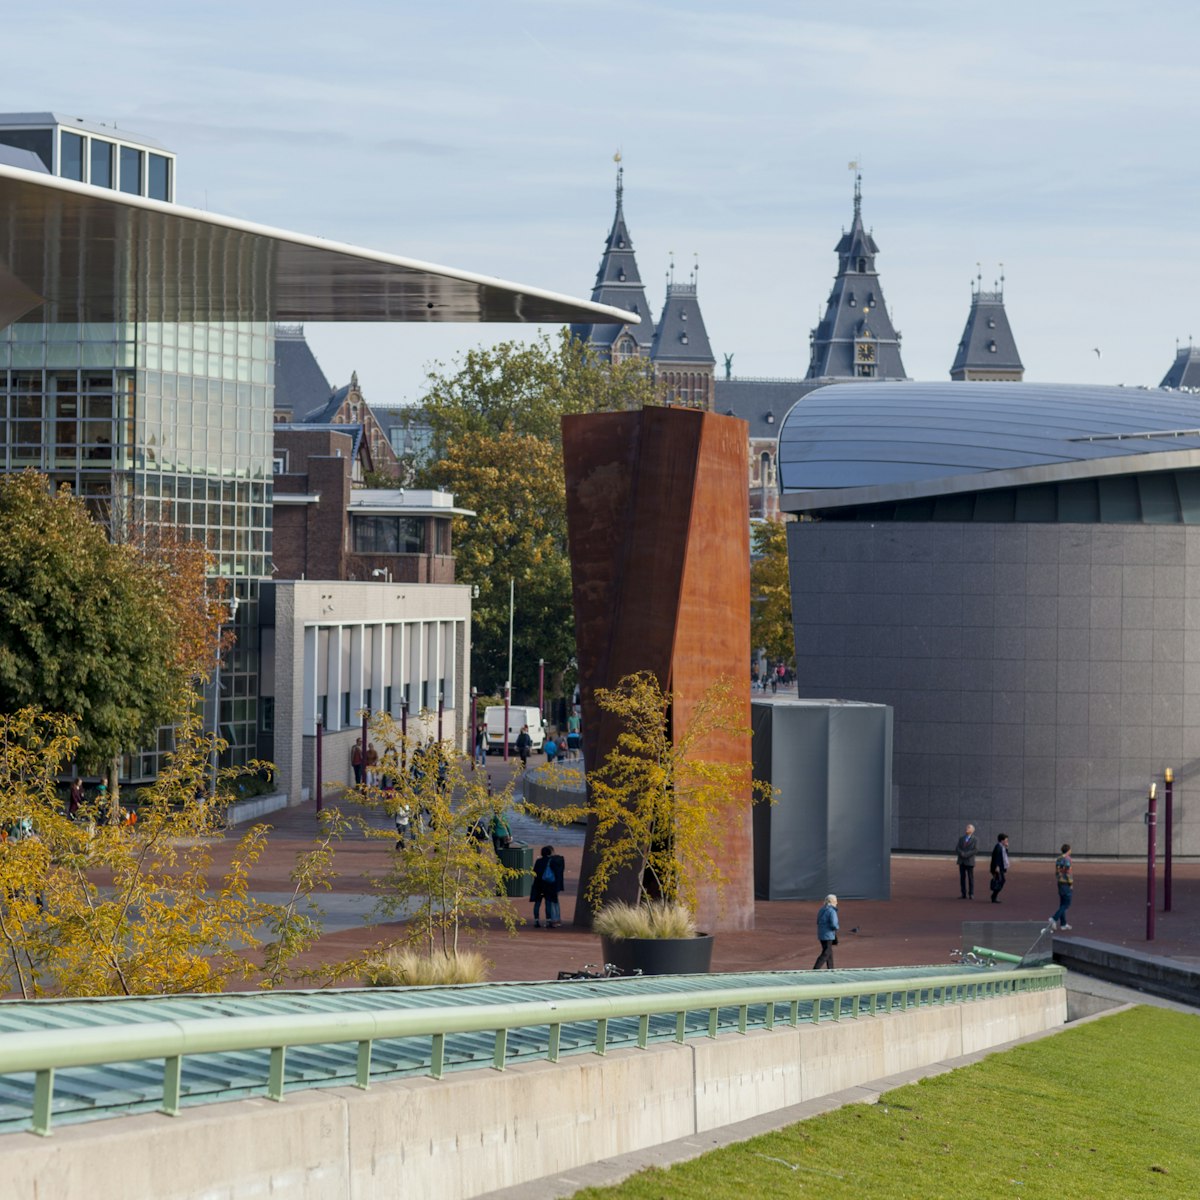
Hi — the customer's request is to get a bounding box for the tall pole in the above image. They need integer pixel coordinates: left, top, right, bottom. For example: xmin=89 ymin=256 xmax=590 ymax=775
xmin=471 ymin=686 xmax=478 ymax=770
xmin=361 ymin=709 xmax=369 ymax=779
xmin=401 ymin=697 xmax=409 ymax=774
xmin=437 ymin=691 xmax=444 ymax=744
xmin=503 ymin=681 xmax=511 ymax=764
xmin=1164 ymin=767 xmax=1174 ymax=912
xmin=507 ymin=577 xmax=515 ymax=696
xmin=538 ymin=658 xmax=545 ymax=717
xmin=1146 ymin=780 xmax=1157 ymax=942
xmin=315 ymin=720 xmax=324 ymax=814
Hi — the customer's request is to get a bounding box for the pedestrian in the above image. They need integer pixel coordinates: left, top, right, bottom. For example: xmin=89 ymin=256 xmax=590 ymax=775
xmin=475 ymin=725 xmax=489 ymax=766
xmin=394 ymin=804 xmax=412 ymax=849
xmin=68 ymin=778 xmax=83 ymax=820
xmin=491 ymin=809 xmax=512 ymax=855
xmin=1050 ymin=843 xmax=1073 ymax=931
xmin=530 ymin=844 xmax=566 ymax=927
xmin=990 ymin=833 xmax=1010 ymax=902
xmin=812 ymin=894 xmax=839 ymax=969
xmin=516 ymin=724 xmax=532 ymax=767
xmin=567 ymin=711 xmax=581 ymax=755
xmin=364 ymin=742 xmax=378 ymax=787
xmin=955 ymin=823 xmax=977 ymax=899
xmin=776 ymin=662 xmax=786 ymax=691
xmin=543 ymin=732 xmax=558 ymax=764
xmin=351 ymin=741 xmax=363 ymax=786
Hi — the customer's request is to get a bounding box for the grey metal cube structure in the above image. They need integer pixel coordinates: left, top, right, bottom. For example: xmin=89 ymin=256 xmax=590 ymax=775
xmin=778 ymin=380 xmax=1200 ymax=858
xmin=752 ymin=699 xmax=893 ymax=900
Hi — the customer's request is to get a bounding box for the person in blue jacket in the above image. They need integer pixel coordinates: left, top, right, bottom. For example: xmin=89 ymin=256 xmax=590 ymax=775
xmin=812 ymin=894 xmax=839 ymax=969
xmin=530 ymin=845 xmax=566 ymax=928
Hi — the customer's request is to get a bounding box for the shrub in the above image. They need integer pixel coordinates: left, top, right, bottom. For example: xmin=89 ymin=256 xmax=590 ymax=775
xmin=593 ymin=900 xmax=697 ymax=941
xmin=363 ymin=948 xmax=488 ymax=987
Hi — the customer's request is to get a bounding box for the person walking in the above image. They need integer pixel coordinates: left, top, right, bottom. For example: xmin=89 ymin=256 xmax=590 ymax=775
xmin=530 ymin=845 xmax=566 ymax=928
xmin=955 ymin=823 xmax=978 ymax=899
xmin=475 ymin=725 xmax=489 ymax=767
xmin=364 ymin=742 xmax=379 ymax=787
xmin=515 ymin=724 xmax=532 ymax=768
xmin=812 ymin=894 xmax=839 ymax=969
xmin=350 ymin=741 xmax=363 ymax=786
xmin=989 ymin=833 xmax=1010 ymax=902
xmin=68 ymin=778 xmax=84 ymax=820
xmin=1050 ymin=843 xmax=1073 ymax=931
xmin=543 ymin=733 xmax=558 ymax=764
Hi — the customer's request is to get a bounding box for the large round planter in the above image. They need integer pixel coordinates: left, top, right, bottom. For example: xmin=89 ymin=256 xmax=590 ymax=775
xmin=600 ymin=932 xmax=714 ymax=977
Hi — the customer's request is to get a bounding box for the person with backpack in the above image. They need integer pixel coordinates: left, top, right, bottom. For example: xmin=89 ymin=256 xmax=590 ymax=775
xmin=530 ymin=844 xmax=565 ymax=928
xmin=516 ymin=725 xmax=533 ymax=767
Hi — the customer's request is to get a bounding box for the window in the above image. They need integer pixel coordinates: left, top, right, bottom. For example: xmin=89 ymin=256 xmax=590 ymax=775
xmin=352 ymin=515 xmax=426 ymax=554
xmin=147 ymin=153 xmax=170 ymax=200
xmin=119 ymin=146 xmax=143 ymax=195
xmin=90 ymin=140 xmax=113 ymax=188
xmin=60 ymin=132 xmax=84 ymax=181
xmin=260 ymin=697 xmax=275 ymax=733
xmin=857 ymin=257 xmax=866 ymax=272
xmin=342 ymin=692 xmax=351 ymax=725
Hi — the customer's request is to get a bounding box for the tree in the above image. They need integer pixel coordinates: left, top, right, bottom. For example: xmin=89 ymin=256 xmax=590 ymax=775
xmin=750 ymin=518 xmax=795 ymax=668
xmin=0 ymin=708 xmax=273 ymax=998
xmin=0 ymin=472 xmax=224 ymax=772
xmin=413 ymin=331 xmax=657 ymax=698
xmin=352 ymin=711 xmax=522 ymax=958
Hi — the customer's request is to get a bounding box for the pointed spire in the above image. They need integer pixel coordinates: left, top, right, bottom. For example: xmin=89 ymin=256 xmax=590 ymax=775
xmin=853 ymin=170 xmax=862 ymax=220
xmin=614 ymin=150 xmax=624 ymax=216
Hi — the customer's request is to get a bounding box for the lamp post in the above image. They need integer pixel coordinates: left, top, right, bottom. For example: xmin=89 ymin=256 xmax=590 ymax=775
xmin=538 ymin=658 xmax=545 ymax=719
xmin=437 ymin=691 xmax=444 ymax=744
xmin=1164 ymin=767 xmax=1174 ymax=912
xmin=503 ymin=681 xmax=511 ymax=764
xmin=470 ymin=686 xmax=478 ymax=769
xmin=400 ymin=696 xmax=409 ymax=773
xmin=1146 ymin=780 xmax=1157 ymax=942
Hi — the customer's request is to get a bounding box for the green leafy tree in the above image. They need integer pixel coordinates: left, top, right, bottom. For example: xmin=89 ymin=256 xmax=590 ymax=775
xmin=750 ymin=518 xmax=795 ymax=668
xmin=352 ymin=712 xmax=522 ymax=959
xmin=0 ymin=472 xmax=221 ymax=772
xmin=414 ymin=331 xmax=657 ymax=698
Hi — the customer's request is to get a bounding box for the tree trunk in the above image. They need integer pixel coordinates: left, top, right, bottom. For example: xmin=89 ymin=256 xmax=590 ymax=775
xmin=109 ymin=755 xmax=121 ymax=824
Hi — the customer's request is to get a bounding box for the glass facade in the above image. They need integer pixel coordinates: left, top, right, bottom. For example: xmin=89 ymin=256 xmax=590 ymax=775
xmin=119 ymin=145 xmax=142 ymax=195
xmin=90 ymin=139 xmax=113 ymax=188
xmin=0 ymin=318 xmax=276 ymax=779
xmin=60 ymin=131 xmax=84 ymax=181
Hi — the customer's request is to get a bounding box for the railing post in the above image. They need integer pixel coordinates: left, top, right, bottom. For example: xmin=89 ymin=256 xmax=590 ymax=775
xmin=493 ymin=1028 xmax=508 ymax=1070
xmin=162 ymin=1055 xmax=182 ymax=1116
xmin=355 ymin=1040 xmax=372 ymax=1089
xmin=268 ymin=1046 xmax=286 ymax=1101
xmin=32 ymin=1068 xmax=54 ymax=1137
xmin=431 ymin=1032 xmax=445 ymax=1079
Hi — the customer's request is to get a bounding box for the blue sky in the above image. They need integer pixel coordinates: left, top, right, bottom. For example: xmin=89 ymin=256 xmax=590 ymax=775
xmin=8 ymin=1 xmax=1199 ymax=402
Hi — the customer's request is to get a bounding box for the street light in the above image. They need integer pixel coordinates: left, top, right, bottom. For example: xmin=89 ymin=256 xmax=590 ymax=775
xmin=1146 ymin=780 xmax=1157 ymax=942
xmin=210 ymin=593 xmax=240 ymax=802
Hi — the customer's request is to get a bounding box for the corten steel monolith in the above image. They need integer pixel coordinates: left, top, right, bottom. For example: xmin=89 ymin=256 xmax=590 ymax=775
xmin=562 ymin=407 xmax=753 ymax=932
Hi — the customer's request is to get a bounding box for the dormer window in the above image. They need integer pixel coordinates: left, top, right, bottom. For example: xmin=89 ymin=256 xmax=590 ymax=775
xmin=617 ymin=269 xmax=626 ymax=281
xmin=866 ymin=292 xmax=875 ymax=309
xmin=857 ymin=257 xmax=867 ymax=272
xmin=987 ymin=318 xmax=996 ymax=329
xmin=766 ymin=412 xmax=775 ymax=425
xmin=848 ymin=293 xmax=857 ymax=307
xmin=680 ymin=310 xmax=687 ymax=320
xmin=680 ymin=333 xmax=689 ymax=344
xmin=988 ymin=340 xmax=998 ymax=353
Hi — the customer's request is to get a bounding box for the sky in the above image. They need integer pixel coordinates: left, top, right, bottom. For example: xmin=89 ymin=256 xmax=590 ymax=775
xmin=7 ymin=1 xmax=1200 ymax=405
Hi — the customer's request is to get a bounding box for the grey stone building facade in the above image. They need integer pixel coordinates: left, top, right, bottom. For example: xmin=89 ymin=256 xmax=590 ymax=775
xmin=779 ymin=380 xmax=1200 ymax=859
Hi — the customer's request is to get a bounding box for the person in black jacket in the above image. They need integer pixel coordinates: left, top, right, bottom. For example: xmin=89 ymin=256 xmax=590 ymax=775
xmin=516 ymin=725 xmax=533 ymax=767
xmin=955 ymin=823 xmax=977 ymax=899
xmin=530 ymin=845 xmax=566 ymax=928
xmin=989 ymin=833 xmax=1010 ymax=902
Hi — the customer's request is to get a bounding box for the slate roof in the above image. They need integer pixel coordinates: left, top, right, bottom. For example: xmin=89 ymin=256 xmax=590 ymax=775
xmin=777 ymin=381 xmax=1200 ymax=507
xmin=0 ymin=145 xmax=47 ymax=173
xmin=806 ymin=177 xmax=907 ymax=382
xmin=650 ymin=280 xmax=715 ymax=365
xmin=275 ymin=421 xmax=364 ymax=460
xmin=274 ymin=325 xmax=333 ymax=419
xmin=950 ymin=288 xmax=1023 ymax=376
xmin=570 ymin=167 xmax=654 ymax=353
xmin=1160 ymin=346 xmax=1200 ymax=389
xmin=713 ymin=378 xmax=824 ymax=439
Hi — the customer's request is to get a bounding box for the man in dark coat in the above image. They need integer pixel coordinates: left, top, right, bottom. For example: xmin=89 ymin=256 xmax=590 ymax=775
xmin=515 ymin=725 xmax=533 ymax=767
xmin=955 ymin=823 xmax=977 ymax=899
xmin=530 ymin=845 xmax=566 ymax=927
xmin=990 ymin=833 xmax=1010 ymax=902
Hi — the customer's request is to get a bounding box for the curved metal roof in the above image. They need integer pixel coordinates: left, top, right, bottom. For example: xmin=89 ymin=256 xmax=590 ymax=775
xmin=778 ymin=381 xmax=1200 ymax=512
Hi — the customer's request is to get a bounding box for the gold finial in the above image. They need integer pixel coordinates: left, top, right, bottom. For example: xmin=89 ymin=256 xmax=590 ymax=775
xmin=614 ymin=150 xmax=622 ymax=164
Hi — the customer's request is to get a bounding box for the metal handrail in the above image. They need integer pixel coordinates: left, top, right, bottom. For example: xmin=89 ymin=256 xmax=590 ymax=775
xmin=2 ymin=965 xmax=1063 ymax=1137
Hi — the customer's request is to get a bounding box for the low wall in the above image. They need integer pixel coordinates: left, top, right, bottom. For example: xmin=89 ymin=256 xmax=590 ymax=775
xmin=522 ymin=763 xmax=587 ymax=824
xmin=224 ymin=791 xmax=291 ymax=827
xmin=0 ymin=986 xmax=1065 ymax=1200
xmin=1054 ymin=938 xmax=1200 ymax=1007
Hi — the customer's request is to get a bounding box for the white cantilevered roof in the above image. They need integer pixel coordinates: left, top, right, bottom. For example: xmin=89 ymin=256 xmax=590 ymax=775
xmin=778 ymin=381 xmax=1200 ymax=513
xmin=0 ymin=163 xmax=638 ymax=330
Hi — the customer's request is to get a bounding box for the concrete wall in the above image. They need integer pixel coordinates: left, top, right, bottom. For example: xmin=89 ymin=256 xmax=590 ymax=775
xmin=0 ymin=987 xmax=1065 ymax=1200
xmin=788 ymin=520 xmax=1200 ymax=857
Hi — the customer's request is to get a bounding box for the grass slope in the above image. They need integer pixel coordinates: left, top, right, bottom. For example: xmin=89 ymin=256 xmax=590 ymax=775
xmin=574 ymin=1006 xmax=1200 ymax=1199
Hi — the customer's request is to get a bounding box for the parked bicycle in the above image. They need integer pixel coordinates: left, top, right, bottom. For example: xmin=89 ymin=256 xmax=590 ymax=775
xmin=556 ymin=963 xmax=641 ymax=981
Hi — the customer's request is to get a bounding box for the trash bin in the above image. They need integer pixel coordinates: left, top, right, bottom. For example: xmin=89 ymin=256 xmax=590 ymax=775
xmin=497 ymin=840 xmax=533 ymax=898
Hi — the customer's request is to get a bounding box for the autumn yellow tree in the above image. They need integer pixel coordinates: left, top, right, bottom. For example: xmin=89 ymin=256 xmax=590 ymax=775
xmin=750 ymin=518 xmax=796 ymax=668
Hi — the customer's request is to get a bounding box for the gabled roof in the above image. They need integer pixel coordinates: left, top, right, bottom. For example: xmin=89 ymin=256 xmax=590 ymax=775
xmin=273 ymin=324 xmax=333 ymax=419
xmin=714 ymin=378 xmax=822 ymax=439
xmin=650 ymin=279 xmax=715 ymax=365
xmin=1160 ymin=345 xmax=1200 ymax=389
xmin=570 ymin=166 xmax=654 ymax=352
xmin=950 ymin=285 xmax=1023 ymax=376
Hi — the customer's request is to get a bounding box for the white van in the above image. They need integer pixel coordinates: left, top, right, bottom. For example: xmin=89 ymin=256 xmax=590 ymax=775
xmin=483 ymin=706 xmax=545 ymax=754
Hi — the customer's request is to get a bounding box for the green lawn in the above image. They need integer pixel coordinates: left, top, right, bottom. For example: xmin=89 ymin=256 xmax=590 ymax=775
xmin=573 ymin=1006 xmax=1200 ymax=1199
